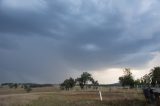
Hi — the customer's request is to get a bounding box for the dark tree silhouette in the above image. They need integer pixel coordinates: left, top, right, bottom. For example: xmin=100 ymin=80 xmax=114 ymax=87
xmin=90 ymin=78 xmax=99 ymax=89
xmin=151 ymin=67 xmax=160 ymax=87
xmin=60 ymin=77 xmax=75 ymax=90
xmin=76 ymin=72 xmax=93 ymax=89
xmin=119 ymin=68 xmax=134 ymax=88
xmin=24 ymin=85 xmax=32 ymax=93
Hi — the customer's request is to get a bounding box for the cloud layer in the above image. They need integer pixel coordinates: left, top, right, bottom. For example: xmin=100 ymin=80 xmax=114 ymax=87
xmin=0 ymin=0 xmax=160 ymax=83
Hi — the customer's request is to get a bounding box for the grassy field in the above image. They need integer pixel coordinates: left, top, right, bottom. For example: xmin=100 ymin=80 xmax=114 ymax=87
xmin=0 ymin=87 xmax=153 ymax=106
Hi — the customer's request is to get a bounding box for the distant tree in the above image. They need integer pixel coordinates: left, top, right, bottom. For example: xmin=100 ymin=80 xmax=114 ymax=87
xmin=76 ymin=72 xmax=92 ymax=89
xmin=1 ymin=83 xmax=19 ymax=88
xmin=60 ymin=79 xmax=69 ymax=90
xmin=142 ymin=73 xmax=151 ymax=86
xmin=68 ymin=77 xmax=75 ymax=88
xmin=139 ymin=77 xmax=144 ymax=85
xmin=24 ymin=85 xmax=32 ymax=93
xmin=119 ymin=68 xmax=134 ymax=88
xmin=138 ymin=67 xmax=160 ymax=87
xmin=14 ymin=83 xmax=18 ymax=89
xmin=21 ymin=84 xmax=24 ymax=88
xmin=151 ymin=67 xmax=160 ymax=87
xmin=60 ymin=77 xmax=75 ymax=90
xmin=9 ymin=83 xmax=14 ymax=88
xmin=76 ymin=77 xmax=84 ymax=89
xmin=90 ymin=78 xmax=99 ymax=90
xmin=7 ymin=83 xmax=18 ymax=89
xmin=134 ymin=79 xmax=141 ymax=87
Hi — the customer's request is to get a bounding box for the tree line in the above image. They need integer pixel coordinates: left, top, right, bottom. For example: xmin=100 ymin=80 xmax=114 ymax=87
xmin=61 ymin=66 xmax=160 ymax=90
xmin=1 ymin=66 xmax=160 ymax=92
xmin=60 ymin=72 xmax=99 ymax=90
xmin=119 ymin=66 xmax=160 ymax=88
xmin=0 ymin=83 xmax=53 ymax=93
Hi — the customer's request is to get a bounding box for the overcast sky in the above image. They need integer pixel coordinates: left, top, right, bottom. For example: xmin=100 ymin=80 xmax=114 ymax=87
xmin=0 ymin=0 xmax=160 ymax=84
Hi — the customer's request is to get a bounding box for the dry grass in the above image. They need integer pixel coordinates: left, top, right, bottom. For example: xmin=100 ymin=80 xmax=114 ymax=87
xmin=0 ymin=87 xmax=59 ymax=95
xmin=29 ymin=91 xmax=146 ymax=106
xmin=28 ymin=88 xmax=146 ymax=106
xmin=0 ymin=93 xmax=39 ymax=106
xmin=0 ymin=87 xmax=26 ymax=95
xmin=0 ymin=87 xmax=150 ymax=106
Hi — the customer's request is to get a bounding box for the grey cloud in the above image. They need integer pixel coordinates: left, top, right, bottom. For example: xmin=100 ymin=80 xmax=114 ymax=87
xmin=0 ymin=0 xmax=160 ymax=83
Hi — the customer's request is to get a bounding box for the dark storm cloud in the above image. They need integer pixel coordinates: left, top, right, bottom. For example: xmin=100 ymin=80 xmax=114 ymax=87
xmin=0 ymin=0 xmax=160 ymax=83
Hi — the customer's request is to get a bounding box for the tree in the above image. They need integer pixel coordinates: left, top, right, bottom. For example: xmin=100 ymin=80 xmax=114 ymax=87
xmin=14 ymin=83 xmax=18 ymax=89
xmin=134 ymin=79 xmax=141 ymax=87
xmin=60 ymin=77 xmax=75 ymax=90
xmin=8 ymin=83 xmax=18 ymax=89
xmin=24 ymin=85 xmax=32 ymax=93
xmin=151 ymin=67 xmax=160 ymax=87
xmin=142 ymin=74 xmax=151 ymax=86
xmin=76 ymin=72 xmax=93 ymax=89
xmin=90 ymin=78 xmax=99 ymax=89
xmin=68 ymin=77 xmax=75 ymax=88
xmin=119 ymin=68 xmax=134 ymax=88
xmin=8 ymin=83 xmax=14 ymax=88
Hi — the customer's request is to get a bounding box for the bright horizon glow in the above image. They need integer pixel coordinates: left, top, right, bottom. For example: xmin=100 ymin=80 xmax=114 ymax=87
xmin=91 ymin=52 xmax=160 ymax=84
xmin=91 ymin=68 xmax=150 ymax=84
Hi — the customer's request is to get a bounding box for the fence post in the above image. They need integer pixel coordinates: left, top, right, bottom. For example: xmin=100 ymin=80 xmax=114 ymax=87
xmin=99 ymin=91 xmax=103 ymax=101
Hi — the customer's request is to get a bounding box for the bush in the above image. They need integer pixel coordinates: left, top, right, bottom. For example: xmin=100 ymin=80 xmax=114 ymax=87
xmin=24 ymin=85 xmax=32 ymax=93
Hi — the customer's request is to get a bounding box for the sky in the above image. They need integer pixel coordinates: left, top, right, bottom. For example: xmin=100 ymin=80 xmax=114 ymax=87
xmin=0 ymin=0 xmax=160 ymax=84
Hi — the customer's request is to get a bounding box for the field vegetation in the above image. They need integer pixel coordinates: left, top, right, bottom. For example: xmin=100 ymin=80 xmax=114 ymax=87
xmin=1 ymin=67 xmax=160 ymax=106
xmin=0 ymin=86 xmax=149 ymax=106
